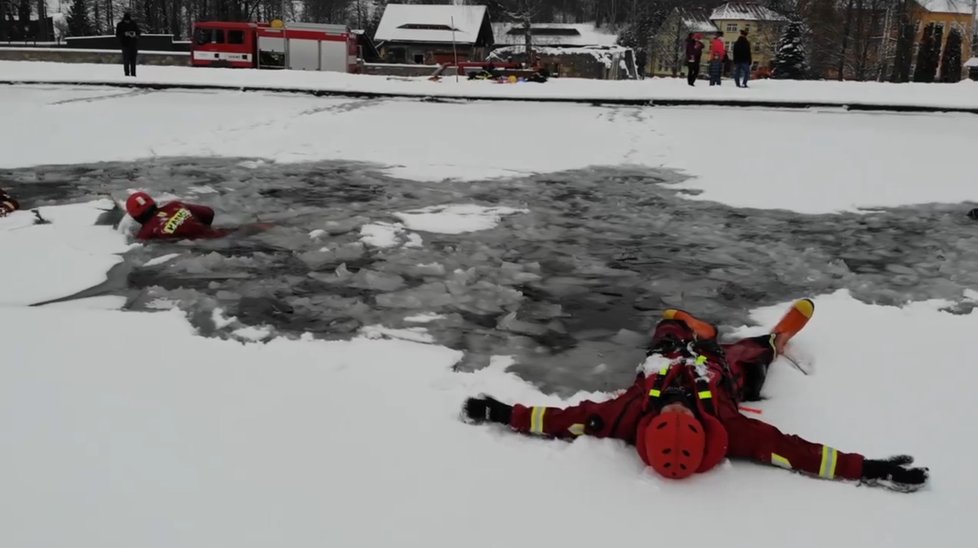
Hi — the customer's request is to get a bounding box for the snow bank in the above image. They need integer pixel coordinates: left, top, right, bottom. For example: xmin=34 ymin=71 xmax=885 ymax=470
xmin=2 ymin=60 xmax=978 ymax=110
xmin=1 ymin=290 xmax=973 ymax=547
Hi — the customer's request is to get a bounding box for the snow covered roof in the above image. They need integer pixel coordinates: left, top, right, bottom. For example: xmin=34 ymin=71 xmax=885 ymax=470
xmin=965 ymin=57 xmax=978 ymax=67
xmin=679 ymin=8 xmax=720 ymax=33
xmin=710 ymin=2 xmax=789 ymax=22
xmin=374 ymin=4 xmax=490 ymax=45
xmin=918 ymin=0 xmax=974 ymax=14
xmin=491 ymin=23 xmax=618 ymax=47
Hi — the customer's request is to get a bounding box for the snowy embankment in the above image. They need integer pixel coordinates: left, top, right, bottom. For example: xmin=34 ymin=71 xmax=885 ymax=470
xmin=2 ymin=60 xmax=978 ymax=111
xmin=1 ymin=88 xmax=976 ymax=546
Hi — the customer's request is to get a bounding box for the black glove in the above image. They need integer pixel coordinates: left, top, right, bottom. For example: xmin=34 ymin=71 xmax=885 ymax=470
xmin=462 ymin=395 xmax=512 ymax=425
xmin=861 ymin=455 xmax=929 ymax=493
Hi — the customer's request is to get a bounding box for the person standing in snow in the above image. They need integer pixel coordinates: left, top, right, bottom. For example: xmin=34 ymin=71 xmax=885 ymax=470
xmin=733 ymin=29 xmax=752 ymax=88
xmin=463 ymin=300 xmax=928 ymax=492
xmin=125 ymin=191 xmax=231 ymax=240
xmin=685 ymin=33 xmax=705 ymax=86
xmin=709 ymin=31 xmax=726 ymax=86
xmin=0 ymin=188 xmax=19 ymax=217
xmin=115 ymin=12 xmax=142 ymax=77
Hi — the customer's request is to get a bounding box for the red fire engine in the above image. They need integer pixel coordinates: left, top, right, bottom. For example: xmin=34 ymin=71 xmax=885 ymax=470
xmin=191 ymin=20 xmax=359 ymax=73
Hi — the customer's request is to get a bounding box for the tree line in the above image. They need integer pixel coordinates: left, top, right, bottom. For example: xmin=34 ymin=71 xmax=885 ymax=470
xmin=2 ymin=0 xmax=973 ymax=81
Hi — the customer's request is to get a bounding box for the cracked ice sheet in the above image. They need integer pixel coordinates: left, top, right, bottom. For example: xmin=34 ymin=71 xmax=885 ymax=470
xmin=0 ymin=86 xmax=664 ymax=183
xmin=0 ymin=200 xmax=129 ymax=306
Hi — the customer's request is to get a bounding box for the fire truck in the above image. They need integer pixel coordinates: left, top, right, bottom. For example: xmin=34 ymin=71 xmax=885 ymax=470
xmin=191 ymin=20 xmax=359 ymax=73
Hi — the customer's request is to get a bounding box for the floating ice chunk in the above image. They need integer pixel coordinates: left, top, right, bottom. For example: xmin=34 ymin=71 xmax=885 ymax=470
xmin=233 ymin=325 xmax=272 ymax=341
xmin=146 ymin=298 xmax=179 ymax=310
xmin=394 ymin=204 xmax=529 ymax=234
xmin=375 ymin=282 xmax=456 ymax=309
xmin=323 ymin=216 xmax=370 ymax=236
xmin=497 ymin=311 xmax=549 ymax=336
xmin=360 ymin=222 xmax=402 ymax=248
xmin=404 ymin=263 xmax=446 ymax=277
xmin=309 ymin=229 xmax=326 ymax=239
xmin=334 ymin=242 xmax=366 ymax=262
xmin=143 ymin=253 xmax=181 ymax=267
xmin=189 ymin=185 xmax=218 ymax=194
xmin=359 ymin=324 xmax=434 ymax=343
xmin=349 ymin=269 xmax=405 ymax=292
xmin=404 ymin=232 xmax=423 ymax=248
xmin=298 ymin=249 xmax=337 ymax=270
xmin=211 ymin=308 xmax=237 ymax=329
xmin=404 ymin=313 xmax=446 ymax=323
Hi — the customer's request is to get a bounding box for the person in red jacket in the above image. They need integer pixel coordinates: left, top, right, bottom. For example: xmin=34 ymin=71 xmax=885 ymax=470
xmin=0 ymin=188 xmax=19 ymax=217
xmin=464 ymin=299 xmax=928 ymax=492
xmin=709 ymin=31 xmax=726 ymax=86
xmin=125 ymin=191 xmax=230 ymax=240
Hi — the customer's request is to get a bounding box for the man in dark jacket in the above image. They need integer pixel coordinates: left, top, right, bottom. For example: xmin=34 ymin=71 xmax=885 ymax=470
xmin=463 ymin=299 xmax=929 ymax=492
xmin=115 ymin=12 xmax=141 ymax=77
xmin=684 ymin=33 xmax=704 ymax=86
xmin=733 ymin=29 xmax=752 ymax=88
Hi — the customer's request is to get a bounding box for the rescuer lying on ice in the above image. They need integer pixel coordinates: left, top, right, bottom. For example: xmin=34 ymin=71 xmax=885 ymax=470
xmin=125 ymin=191 xmax=232 ymax=240
xmin=0 ymin=188 xmax=20 ymax=217
xmin=464 ymin=299 xmax=928 ymax=492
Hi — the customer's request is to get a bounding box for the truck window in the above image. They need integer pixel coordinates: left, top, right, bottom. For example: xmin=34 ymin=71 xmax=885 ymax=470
xmin=194 ymin=28 xmax=226 ymax=45
xmin=228 ymin=30 xmax=245 ymax=45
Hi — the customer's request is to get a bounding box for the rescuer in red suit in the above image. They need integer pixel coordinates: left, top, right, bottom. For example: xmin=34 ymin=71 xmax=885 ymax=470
xmin=125 ymin=191 xmax=231 ymax=240
xmin=0 ymin=188 xmax=19 ymax=217
xmin=464 ymin=300 xmax=928 ymax=492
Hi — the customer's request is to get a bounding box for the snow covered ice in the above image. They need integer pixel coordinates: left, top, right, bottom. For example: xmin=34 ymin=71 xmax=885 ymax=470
xmin=1 ymin=83 xmax=977 ymax=547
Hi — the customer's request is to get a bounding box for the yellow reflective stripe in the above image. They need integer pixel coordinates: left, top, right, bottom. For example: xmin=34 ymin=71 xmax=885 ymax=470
xmin=649 ymin=389 xmax=661 ymax=397
xmin=568 ymin=423 xmax=585 ymax=436
xmin=659 ymin=367 xmax=669 ymax=376
xmin=529 ymin=407 xmax=547 ymax=435
xmin=771 ymin=453 xmax=792 ymax=469
xmin=697 ymin=390 xmax=712 ymax=399
xmin=695 ymin=355 xmax=707 ymax=365
xmin=819 ymin=446 xmax=838 ymax=479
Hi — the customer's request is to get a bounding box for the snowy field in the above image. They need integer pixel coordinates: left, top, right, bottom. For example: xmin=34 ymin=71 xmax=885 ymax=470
xmin=2 ymin=60 xmax=978 ymax=110
xmin=2 ymin=83 xmax=978 ymax=547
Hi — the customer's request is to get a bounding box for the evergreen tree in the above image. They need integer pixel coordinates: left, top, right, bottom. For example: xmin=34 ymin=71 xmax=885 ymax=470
xmin=890 ymin=17 xmax=914 ymax=83
xmin=773 ymin=20 xmax=808 ymax=79
xmin=913 ymin=23 xmax=937 ymax=82
xmin=66 ymin=0 xmax=93 ymax=37
xmin=939 ymin=27 xmax=963 ymax=82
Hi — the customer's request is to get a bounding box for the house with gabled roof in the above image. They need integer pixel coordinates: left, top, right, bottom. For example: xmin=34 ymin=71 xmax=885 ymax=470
xmin=373 ymin=4 xmax=495 ymax=64
xmin=910 ymin=0 xmax=975 ymax=80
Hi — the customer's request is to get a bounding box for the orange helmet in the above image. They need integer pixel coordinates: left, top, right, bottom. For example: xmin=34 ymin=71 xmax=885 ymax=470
xmin=125 ymin=191 xmax=157 ymax=221
xmin=640 ymin=412 xmax=706 ymax=479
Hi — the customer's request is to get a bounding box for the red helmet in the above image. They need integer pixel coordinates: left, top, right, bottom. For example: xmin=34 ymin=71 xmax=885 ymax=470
xmin=639 ymin=412 xmax=705 ymax=480
xmin=126 ymin=191 xmax=156 ymax=221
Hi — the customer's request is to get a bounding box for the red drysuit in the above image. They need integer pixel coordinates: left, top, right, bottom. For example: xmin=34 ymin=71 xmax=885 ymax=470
xmin=0 ymin=189 xmax=18 ymax=217
xmin=135 ymin=201 xmax=229 ymax=241
xmin=509 ymin=322 xmax=864 ymax=480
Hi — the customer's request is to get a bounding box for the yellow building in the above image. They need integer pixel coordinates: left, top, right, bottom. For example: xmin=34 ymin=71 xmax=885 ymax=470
xmin=910 ymin=0 xmax=975 ymax=79
xmin=709 ymin=2 xmax=788 ymax=75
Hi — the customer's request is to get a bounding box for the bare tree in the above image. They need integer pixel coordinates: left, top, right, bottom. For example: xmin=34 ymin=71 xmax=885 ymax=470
xmin=487 ymin=0 xmax=545 ymax=65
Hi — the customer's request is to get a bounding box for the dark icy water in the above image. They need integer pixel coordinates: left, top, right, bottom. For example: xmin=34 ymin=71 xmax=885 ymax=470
xmin=4 ymin=158 xmax=977 ymax=394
